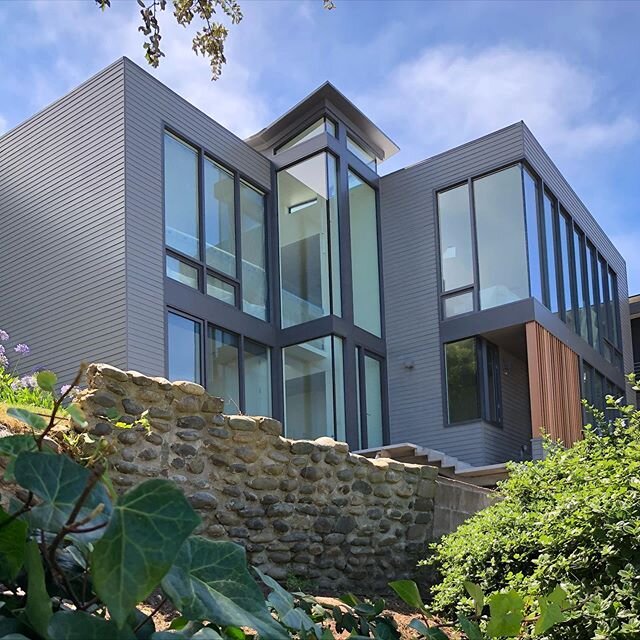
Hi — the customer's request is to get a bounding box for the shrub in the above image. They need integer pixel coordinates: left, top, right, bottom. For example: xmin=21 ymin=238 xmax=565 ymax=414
xmin=428 ymin=375 xmax=640 ymax=639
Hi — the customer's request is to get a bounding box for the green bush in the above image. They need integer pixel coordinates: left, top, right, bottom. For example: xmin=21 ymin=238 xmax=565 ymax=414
xmin=428 ymin=375 xmax=640 ymax=639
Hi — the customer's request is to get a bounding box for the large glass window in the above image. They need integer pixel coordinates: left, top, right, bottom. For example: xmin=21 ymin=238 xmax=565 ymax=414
xmin=168 ymin=312 xmax=201 ymax=383
xmin=443 ymin=291 xmax=474 ymax=319
xmin=438 ymin=184 xmax=473 ymax=294
xmin=244 ymin=340 xmax=271 ymax=417
xmin=207 ymin=327 xmax=240 ymax=412
xmin=278 ymin=153 xmax=340 ymax=327
xmin=240 ymin=181 xmax=268 ymax=320
xmin=276 ymin=117 xmax=335 ymax=154
xmin=542 ymin=193 xmax=559 ymax=313
xmin=204 ymin=158 xmax=235 ymax=276
xmin=364 ymin=355 xmax=383 ymax=448
xmin=445 ymin=338 xmax=480 ymax=423
xmin=523 ymin=168 xmax=543 ymax=302
xmin=164 ymin=134 xmax=199 ymax=258
xmin=166 ymin=256 xmax=199 ymax=290
xmin=558 ymin=210 xmax=575 ymax=326
xmin=283 ymin=336 xmax=345 ymax=441
xmin=587 ymin=243 xmax=600 ymax=349
xmin=347 ymin=135 xmax=377 ymax=171
xmin=607 ymin=269 xmax=620 ymax=348
xmin=349 ymin=171 xmax=382 ymax=337
xmin=474 ymin=166 xmax=529 ymax=309
xmin=573 ymin=228 xmax=589 ymax=342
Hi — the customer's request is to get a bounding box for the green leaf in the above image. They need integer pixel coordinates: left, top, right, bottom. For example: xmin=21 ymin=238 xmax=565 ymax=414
xmin=65 ymin=404 xmax=87 ymax=429
xmin=161 ymin=536 xmax=288 ymax=640
xmin=36 ymin=371 xmax=57 ymax=393
xmin=92 ymin=479 xmax=200 ymax=628
xmin=407 ymin=619 xmax=448 ymax=639
xmin=388 ymin=580 xmax=426 ymax=611
xmin=485 ymin=590 xmax=525 ymax=638
xmin=534 ymin=588 xmax=568 ymax=636
xmin=14 ymin=452 xmax=112 ymax=541
xmin=339 ymin=593 xmax=360 ymax=607
xmin=0 ymin=434 xmax=38 ymax=481
xmin=0 ymin=506 xmax=28 ymax=581
xmin=464 ymin=581 xmax=485 ymax=616
xmin=546 ymin=585 xmax=569 ymax=608
xmin=458 ymin=614 xmax=483 ymax=640
xmin=48 ymin=611 xmax=136 ymax=639
xmin=7 ymin=407 xmax=47 ymax=430
xmin=24 ymin=541 xmax=52 ymax=639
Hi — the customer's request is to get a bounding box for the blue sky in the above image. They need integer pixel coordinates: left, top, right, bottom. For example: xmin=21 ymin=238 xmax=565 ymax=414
xmin=1 ymin=0 xmax=638 ymax=292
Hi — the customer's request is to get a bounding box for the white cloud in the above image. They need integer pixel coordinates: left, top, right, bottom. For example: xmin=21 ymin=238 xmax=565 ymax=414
xmin=362 ymin=45 xmax=639 ymax=171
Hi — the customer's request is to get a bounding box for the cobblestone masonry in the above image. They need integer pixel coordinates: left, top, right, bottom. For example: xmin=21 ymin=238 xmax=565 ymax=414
xmin=74 ymin=363 xmax=491 ymax=591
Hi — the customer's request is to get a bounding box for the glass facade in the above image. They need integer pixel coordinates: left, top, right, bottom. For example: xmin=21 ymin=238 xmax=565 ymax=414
xmin=474 ymin=166 xmax=529 ymax=310
xmin=204 ymin=158 xmax=235 ymax=276
xmin=276 ymin=117 xmax=335 ymax=154
xmin=349 ymin=171 xmax=382 ymax=336
xmin=443 ymin=291 xmax=474 ymax=318
xmin=558 ymin=210 xmax=575 ymax=325
xmin=573 ymin=228 xmax=589 ymax=342
xmin=278 ymin=153 xmax=341 ymax=327
xmin=523 ymin=168 xmax=543 ymax=302
xmin=167 ymin=255 xmax=199 ymax=290
xmin=283 ymin=336 xmax=345 ymax=442
xmin=206 ymin=275 xmax=236 ymax=306
xmin=445 ymin=338 xmax=480 ymax=423
xmin=347 ymin=135 xmax=377 ymax=171
xmin=167 ymin=312 xmax=201 ymax=383
xmin=244 ymin=340 xmax=271 ymax=417
xmin=542 ymin=192 xmax=559 ymax=313
xmin=363 ymin=355 xmax=383 ymax=448
xmin=207 ymin=326 xmax=240 ymax=411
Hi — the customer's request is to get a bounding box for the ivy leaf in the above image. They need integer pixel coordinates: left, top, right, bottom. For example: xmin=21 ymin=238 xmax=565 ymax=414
xmin=14 ymin=452 xmax=112 ymax=541
xmin=464 ymin=581 xmax=485 ymax=616
xmin=0 ymin=434 xmax=38 ymax=481
xmin=65 ymin=404 xmax=88 ymax=430
xmin=534 ymin=587 xmax=568 ymax=635
xmin=92 ymin=479 xmax=200 ymax=628
xmin=0 ymin=506 xmax=28 ymax=582
xmin=48 ymin=611 xmax=136 ymax=639
xmin=389 ymin=580 xmax=427 ymax=611
xmin=407 ymin=619 xmax=448 ymax=639
xmin=24 ymin=541 xmax=52 ymax=639
xmin=7 ymin=408 xmax=47 ymax=431
xmin=162 ymin=536 xmax=288 ymax=640
xmin=36 ymin=371 xmax=57 ymax=393
xmin=485 ymin=591 xmax=525 ymax=638
xmin=458 ymin=614 xmax=483 ymax=640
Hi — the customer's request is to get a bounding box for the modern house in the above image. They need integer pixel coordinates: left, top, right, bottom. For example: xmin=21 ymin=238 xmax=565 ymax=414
xmin=0 ymin=58 xmax=633 ymax=480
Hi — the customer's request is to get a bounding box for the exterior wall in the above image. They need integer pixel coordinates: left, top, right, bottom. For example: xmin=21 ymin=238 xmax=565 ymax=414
xmin=74 ymin=363 xmax=493 ymax=591
xmin=379 ymin=123 xmax=525 ymax=464
xmin=122 ymin=58 xmax=272 ymax=377
xmin=0 ymin=60 xmax=127 ymax=384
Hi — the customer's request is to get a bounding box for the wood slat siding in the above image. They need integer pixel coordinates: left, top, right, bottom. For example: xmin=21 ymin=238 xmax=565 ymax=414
xmin=526 ymin=321 xmax=583 ymax=446
xmin=0 ymin=60 xmax=127 ymax=384
xmin=379 ymin=123 xmax=525 ymax=465
xmin=122 ymin=58 xmax=272 ymax=377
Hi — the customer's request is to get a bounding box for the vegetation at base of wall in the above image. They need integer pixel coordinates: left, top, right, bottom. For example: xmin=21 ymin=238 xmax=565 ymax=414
xmin=428 ymin=374 xmax=640 ymax=640
xmin=0 ymin=366 xmax=569 ymax=639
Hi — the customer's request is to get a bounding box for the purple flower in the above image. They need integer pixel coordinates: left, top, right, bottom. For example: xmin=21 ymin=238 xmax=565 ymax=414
xmin=60 ymin=384 xmax=72 ymax=396
xmin=0 ymin=330 xmax=8 ymax=342
xmin=0 ymin=345 xmax=8 ymax=369
xmin=19 ymin=374 xmax=37 ymax=389
xmin=10 ymin=379 xmax=22 ymax=391
xmin=14 ymin=343 xmax=30 ymax=356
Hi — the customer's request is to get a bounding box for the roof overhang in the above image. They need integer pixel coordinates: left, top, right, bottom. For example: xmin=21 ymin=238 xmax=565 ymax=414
xmin=245 ymin=81 xmax=399 ymax=162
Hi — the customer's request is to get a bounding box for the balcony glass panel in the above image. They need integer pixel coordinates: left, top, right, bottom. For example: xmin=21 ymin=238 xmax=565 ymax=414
xmin=204 ymin=158 xmax=235 ymax=276
xmin=166 ymin=256 xmax=199 ymax=289
xmin=445 ymin=338 xmax=480 ymax=423
xmin=244 ymin=340 xmax=271 ymax=417
xmin=164 ymin=133 xmax=199 ymax=258
xmin=283 ymin=336 xmax=345 ymax=441
xmin=278 ymin=153 xmax=340 ymax=327
xmin=474 ymin=166 xmax=529 ymax=309
xmin=167 ymin=312 xmax=201 ymax=383
xmin=206 ymin=275 xmax=236 ymax=306
xmin=240 ymin=181 xmax=268 ymax=320
xmin=438 ymin=184 xmax=473 ymax=293
xmin=349 ymin=171 xmax=381 ymax=337
xmin=207 ymin=326 xmax=240 ymax=413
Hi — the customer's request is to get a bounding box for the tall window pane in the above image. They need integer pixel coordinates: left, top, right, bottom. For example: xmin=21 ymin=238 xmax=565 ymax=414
xmin=244 ymin=340 xmax=271 ymax=416
xmin=164 ymin=134 xmax=199 ymax=258
xmin=438 ymin=184 xmax=473 ymax=293
xmin=349 ymin=171 xmax=381 ymax=337
xmin=474 ymin=166 xmax=529 ymax=309
xmin=543 ymin=193 xmax=559 ymax=313
xmin=573 ymin=228 xmax=589 ymax=342
xmin=445 ymin=338 xmax=480 ymax=423
xmin=587 ymin=243 xmax=600 ymax=349
xmin=522 ymin=168 xmax=543 ymax=302
xmin=597 ymin=258 xmax=609 ymax=350
xmin=608 ymin=269 xmax=620 ymax=348
xmin=278 ymin=153 xmax=340 ymax=328
xmin=204 ymin=158 xmax=235 ymax=276
xmin=168 ymin=312 xmax=201 ymax=383
xmin=558 ymin=210 xmax=575 ymax=326
xmin=207 ymin=327 xmax=240 ymax=412
xmin=241 ymin=182 xmax=268 ymax=320
xmin=283 ymin=336 xmax=344 ymax=440
xmin=364 ymin=355 xmax=383 ymax=448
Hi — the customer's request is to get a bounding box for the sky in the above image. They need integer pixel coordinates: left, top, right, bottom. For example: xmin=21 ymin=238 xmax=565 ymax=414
xmin=0 ymin=0 xmax=639 ymax=292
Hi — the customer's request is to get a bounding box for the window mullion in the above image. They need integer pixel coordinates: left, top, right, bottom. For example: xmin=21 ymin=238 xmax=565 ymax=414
xmin=234 ymin=173 xmax=242 ymax=310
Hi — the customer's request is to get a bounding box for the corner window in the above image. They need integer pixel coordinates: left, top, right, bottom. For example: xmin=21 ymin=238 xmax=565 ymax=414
xmin=356 ymin=349 xmax=384 ymax=448
xmin=276 ymin=117 xmax=336 ymax=154
xmin=542 ymin=192 xmax=560 ymax=313
xmin=167 ymin=312 xmax=201 ymax=383
xmin=241 ymin=181 xmax=268 ymax=320
xmin=204 ymin=158 xmax=235 ymax=276
xmin=349 ymin=171 xmax=382 ymax=337
xmin=347 ymin=135 xmax=377 ymax=171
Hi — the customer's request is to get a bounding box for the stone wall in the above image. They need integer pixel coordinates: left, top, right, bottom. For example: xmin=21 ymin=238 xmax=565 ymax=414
xmin=75 ymin=363 xmax=492 ymax=591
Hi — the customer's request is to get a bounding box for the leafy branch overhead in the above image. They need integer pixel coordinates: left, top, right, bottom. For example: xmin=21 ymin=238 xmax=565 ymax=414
xmin=96 ymin=0 xmax=336 ymax=80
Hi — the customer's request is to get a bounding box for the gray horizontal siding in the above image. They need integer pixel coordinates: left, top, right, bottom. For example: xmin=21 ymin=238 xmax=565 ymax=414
xmin=122 ymin=58 xmax=272 ymax=377
xmin=0 ymin=60 xmax=127 ymax=384
xmin=380 ymin=124 xmax=525 ymax=463
xmin=523 ymin=125 xmax=633 ymax=388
